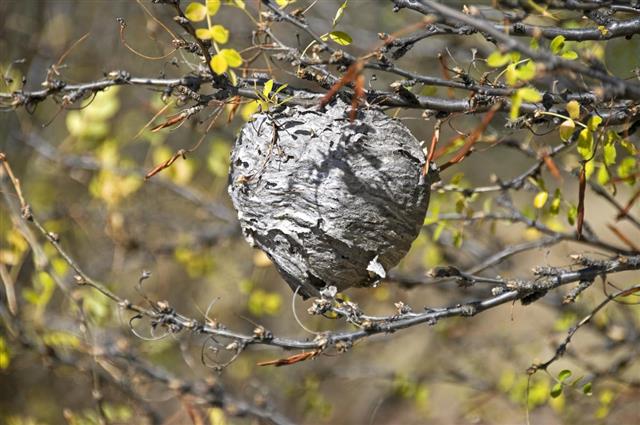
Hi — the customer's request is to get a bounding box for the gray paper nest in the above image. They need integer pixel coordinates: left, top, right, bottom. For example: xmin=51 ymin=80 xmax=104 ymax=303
xmin=228 ymin=99 xmax=434 ymax=298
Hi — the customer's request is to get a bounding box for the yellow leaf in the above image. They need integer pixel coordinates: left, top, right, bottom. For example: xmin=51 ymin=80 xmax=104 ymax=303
xmin=184 ymin=2 xmax=207 ymax=21
xmin=517 ymin=87 xmax=542 ymax=102
xmin=228 ymin=69 xmax=238 ymax=86
xmin=533 ymin=191 xmax=548 ymax=209
xmin=577 ymin=128 xmax=594 ymax=159
xmin=42 ymin=331 xmax=80 ymax=348
xmin=210 ymin=25 xmax=229 ymax=44
xmin=0 ymin=337 xmax=10 ymax=370
xmin=597 ymin=165 xmax=610 ymax=185
xmin=207 ymin=139 xmax=231 ymax=177
xmin=66 ymin=111 xmax=86 ymax=136
xmin=210 ymin=54 xmax=228 ymax=74
xmin=559 ymin=119 xmax=575 ymax=141
xmin=516 ymin=60 xmax=536 ymax=81
xmin=332 ymin=0 xmax=349 ymax=27
xmin=253 ymin=251 xmax=272 ymax=267
xmin=328 ymin=30 xmax=352 ymax=46
xmin=262 ymin=79 xmax=274 ymax=98
xmin=566 ymin=100 xmax=580 ymax=119
xmin=486 ymin=51 xmax=510 ymax=67
xmin=195 ymin=28 xmax=213 ymax=40
xmin=206 ymin=0 xmax=220 ymax=15
xmin=172 ymin=157 xmax=195 ymax=185
xmin=585 ymin=158 xmax=595 ymax=179
xmin=505 ymin=63 xmax=517 ymax=86
xmin=209 ymin=408 xmax=227 ymax=425
xmin=509 ymin=93 xmax=522 ymax=120
xmin=587 ymin=115 xmax=602 ymax=131
xmin=220 ymin=48 xmax=242 ymax=67
xmin=241 ymin=100 xmax=260 ymax=121
xmin=263 ymin=292 xmax=282 ymax=315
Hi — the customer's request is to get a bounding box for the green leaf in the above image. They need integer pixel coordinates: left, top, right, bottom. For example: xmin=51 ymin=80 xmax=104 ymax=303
xmin=328 ymin=30 xmax=352 ymax=46
xmin=450 ymin=172 xmax=465 ymax=186
xmin=505 ymin=63 xmax=518 ymax=86
xmin=559 ymin=119 xmax=575 ymax=142
xmin=550 ymin=35 xmax=565 ymax=54
xmin=486 ymin=51 xmax=510 ymax=67
xmin=603 ymin=142 xmax=616 ymax=166
xmin=617 ymin=157 xmax=637 ymax=181
xmin=569 ymin=375 xmax=585 ymax=388
xmin=550 ymin=383 xmax=563 ymax=398
xmin=582 ymin=382 xmax=593 ymax=396
xmin=332 ymin=0 xmax=349 ymax=27
xmin=274 ymin=83 xmax=288 ymax=94
xmin=42 ymin=331 xmax=80 ymax=348
xmin=597 ymin=165 xmax=610 ymax=185
xmin=550 ymin=189 xmax=561 ymax=215
xmin=606 ymin=129 xmax=619 ymax=144
xmin=577 ymin=128 xmax=594 ymax=160
xmin=185 ymin=2 xmax=207 ymax=21
xmin=0 ymin=336 xmax=10 ymax=370
xmin=567 ymin=204 xmax=577 ymax=225
xmin=561 ymin=50 xmax=578 ymax=60
xmin=620 ymin=139 xmax=637 ymax=155
xmin=455 ymin=198 xmax=465 ymax=213
xmin=433 ymin=222 xmax=445 ymax=242
xmin=587 ymin=115 xmax=603 ymax=131
xmin=509 ymin=88 xmax=541 ymax=120
xmin=558 ymin=370 xmax=572 ymax=382
xmin=585 ymin=158 xmax=595 ymax=179
xmin=533 ymin=191 xmax=548 ymax=209
xmin=453 ymin=229 xmax=463 ymax=248
xmin=516 ymin=60 xmax=536 ymax=81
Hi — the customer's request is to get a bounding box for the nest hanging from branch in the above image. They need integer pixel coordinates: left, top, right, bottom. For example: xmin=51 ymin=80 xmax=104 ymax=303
xmin=228 ymin=99 xmax=435 ymax=298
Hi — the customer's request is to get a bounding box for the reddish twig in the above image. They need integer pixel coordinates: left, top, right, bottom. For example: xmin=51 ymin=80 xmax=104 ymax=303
xmin=607 ymin=223 xmax=640 ymax=252
xmin=319 ymin=60 xmax=365 ymax=121
xmin=439 ymin=103 xmax=501 ymax=171
xmin=616 ymin=188 xmax=640 ymax=220
xmin=257 ymin=350 xmax=320 ymax=367
xmin=542 ymin=151 xmax=562 ymax=181
xmin=577 ymin=164 xmax=586 ymax=239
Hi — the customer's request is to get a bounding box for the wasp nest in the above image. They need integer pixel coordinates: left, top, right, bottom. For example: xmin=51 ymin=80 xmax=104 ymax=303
xmin=228 ymin=99 xmax=434 ymax=298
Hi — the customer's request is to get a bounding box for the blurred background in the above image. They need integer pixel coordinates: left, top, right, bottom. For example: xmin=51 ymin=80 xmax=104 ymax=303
xmin=1 ymin=1 xmax=639 ymax=424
